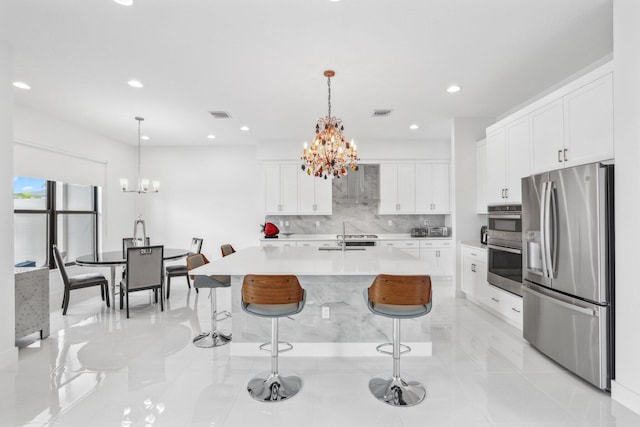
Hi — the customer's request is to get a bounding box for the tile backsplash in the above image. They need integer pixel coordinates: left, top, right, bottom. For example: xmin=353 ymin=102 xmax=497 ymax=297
xmin=266 ymin=164 xmax=448 ymax=235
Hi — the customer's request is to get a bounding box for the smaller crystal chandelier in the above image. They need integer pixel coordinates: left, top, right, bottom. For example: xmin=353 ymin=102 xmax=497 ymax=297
xmin=120 ymin=117 xmax=160 ymax=193
xmin=301 ymin=70 xmax=359 ymax=179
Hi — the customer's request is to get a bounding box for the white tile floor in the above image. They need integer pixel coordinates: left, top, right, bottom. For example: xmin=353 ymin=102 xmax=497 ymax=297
xmin=2 ymin=281 xmax=640 ymax=427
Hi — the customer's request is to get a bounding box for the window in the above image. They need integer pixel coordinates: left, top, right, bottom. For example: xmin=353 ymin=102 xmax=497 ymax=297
xmin=13 ymin=176 xmax=100 ymax=268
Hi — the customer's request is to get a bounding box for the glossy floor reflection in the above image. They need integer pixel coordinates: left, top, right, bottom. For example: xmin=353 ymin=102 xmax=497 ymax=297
xmin=2 ymin=282 xmax=639 ymax=426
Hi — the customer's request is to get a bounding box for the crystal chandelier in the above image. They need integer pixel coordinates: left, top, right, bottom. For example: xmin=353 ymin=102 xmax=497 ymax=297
xmin=119 ymin=117 xmax=160 ymax=193
xmin=301 ymin=70 xmax=359 ymax=179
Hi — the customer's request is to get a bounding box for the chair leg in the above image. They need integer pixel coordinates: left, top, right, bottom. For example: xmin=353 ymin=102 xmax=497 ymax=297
xmin=100 ymin=284 xmax=105 ymax=301
xmin=160 ymin=285 xmax=164 ymax=312
xmin=247 ymin=317 xmax=301 ymax=402
xmin=62 ymin=289 xmax=70 ymax=315
xmin=186 ymin=274 xmax=191 ymax=289
xmin=166 ymin=275 xmax=171 ymax=299
xmin=104 ymin=284 xmax=110 ymax=308
xmin=126 ymin=291 xmax=130 ymax=318
xmin=368 ymin=318 xmax=426 ymax=407
xmin=120 ymin=287 xmax=124 ymax=310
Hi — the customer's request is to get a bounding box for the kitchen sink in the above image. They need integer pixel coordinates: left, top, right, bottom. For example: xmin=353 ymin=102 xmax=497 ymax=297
xmin=318 ymin=247 xmax=367 ymax=251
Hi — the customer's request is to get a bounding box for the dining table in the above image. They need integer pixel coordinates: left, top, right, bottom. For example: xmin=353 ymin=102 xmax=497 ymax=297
xmin=76 ymin=248 xmax=190 ymax=310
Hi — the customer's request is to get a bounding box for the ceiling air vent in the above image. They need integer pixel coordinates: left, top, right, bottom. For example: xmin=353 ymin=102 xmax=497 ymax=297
xmin=209 ymin=111 xmax=232 ymax=119
xmin=372 ymin=109 xmax=392 ymax=117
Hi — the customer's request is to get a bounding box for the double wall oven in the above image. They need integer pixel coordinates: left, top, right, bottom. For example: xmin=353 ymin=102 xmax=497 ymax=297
xmin=487 ymin=204 xmax=523 ymax=296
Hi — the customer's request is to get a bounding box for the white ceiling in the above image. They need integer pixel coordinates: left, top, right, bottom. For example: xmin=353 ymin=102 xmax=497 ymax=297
xmin=2 ymin=0 xmax=612 ymax=147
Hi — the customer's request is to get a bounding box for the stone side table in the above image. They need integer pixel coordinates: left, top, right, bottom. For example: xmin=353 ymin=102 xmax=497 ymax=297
xmin=15 ymin=267 xmax=50 ymax=342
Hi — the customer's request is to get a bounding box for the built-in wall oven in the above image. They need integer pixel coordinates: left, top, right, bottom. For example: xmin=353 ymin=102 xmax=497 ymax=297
xmin=487 ymin=204 xmax=523 ymax=296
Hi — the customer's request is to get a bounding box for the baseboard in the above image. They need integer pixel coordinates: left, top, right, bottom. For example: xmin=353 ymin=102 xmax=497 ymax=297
xmin=230 ymin=341 xmax=432 ymax=357
xmin=612 ymin=380 xmax=640 ymax=415
xmin=0 ymin=346 xmax=18 ymax=371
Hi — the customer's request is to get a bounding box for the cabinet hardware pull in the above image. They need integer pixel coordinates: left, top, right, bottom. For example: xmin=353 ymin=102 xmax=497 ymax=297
xmin=491 ymin=297 xmax=499 ymax=303
xmin=471 ymin=264 xmax=476 ymax=272
xmin=501 ymin=189 xmax=505 ymax=198
xmin=511 ymin=308 xmax=521 ymax=313
xmin=563 ymin=149 xmax=568 ymax=162
xmin=558 ymin=150 xmax=562 ymax=163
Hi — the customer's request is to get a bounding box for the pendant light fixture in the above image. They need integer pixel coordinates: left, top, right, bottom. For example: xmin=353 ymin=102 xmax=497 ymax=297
xmin=120 ymin=117 xmax=159 ymax=193
xmin=301 ymin=70 xmax=359 ymax=179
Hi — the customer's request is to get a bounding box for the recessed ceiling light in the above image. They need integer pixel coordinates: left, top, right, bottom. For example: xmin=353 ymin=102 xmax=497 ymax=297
xmin=127 ymin=80 xmax=143 ymax=88
xmin=409 ymin=124 xmax=419 ymax=130
xmin=447 ymin=85 xmax=461 ymax=93
xmin=114 ymin=0 xmax=134 ymax=6
xmin=140 ymin=135 xmax=150 ymax=140
xmin=207 ymin=134 xmax=216 ymax=140
xmin=240 ymin=126 xmax=250 ymax=132
xmin=13 ymin=81 xmax=31 ymax=90
xmin=329 ymin=0 xmax=342 ymax=2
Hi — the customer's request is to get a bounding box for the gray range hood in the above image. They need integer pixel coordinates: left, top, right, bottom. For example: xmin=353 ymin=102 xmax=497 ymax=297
xmin=332 ymin=164 xmax=379 ymax=205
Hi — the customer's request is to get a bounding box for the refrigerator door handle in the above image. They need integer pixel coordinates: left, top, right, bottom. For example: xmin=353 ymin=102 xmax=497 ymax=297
xmin=549 ymin=182 xmax=559 ymax=278
xmin=543 ymin=181 xmax=554 ymax=278
xmin=523 ymin=283 xmax=596 ymax=317
xmin=540 ymin=181 xmax=549 ymax=277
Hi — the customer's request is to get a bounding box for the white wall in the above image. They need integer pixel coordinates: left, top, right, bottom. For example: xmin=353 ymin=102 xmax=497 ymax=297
xmin=0 ymin=44 xmax=18 ymax=367
xmin=451 ymin=118 xmax=494 ymax=290
xmin=612 ymin=0 xmax=640 ymax=414
xmin=140 ymin=145 xmax=263 ymax=260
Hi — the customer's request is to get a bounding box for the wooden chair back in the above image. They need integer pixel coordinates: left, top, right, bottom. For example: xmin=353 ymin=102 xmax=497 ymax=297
xmin=221 ymin=244 xmax=236 ymax=257
xmin=242 ymin=274 xmax=303 ymax=305
xmin=368 ymin=274 xmax=432 ymax=305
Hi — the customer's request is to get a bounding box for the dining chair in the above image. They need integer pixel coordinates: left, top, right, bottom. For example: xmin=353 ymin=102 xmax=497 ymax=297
xmin=120 ymin=245 xmax=164 ymax=318
xmin=122 ymin=237 xmax=150 ymax=258
xmin=166 ymin=237 xmax=203 ymax=299
xmin=52 ymin=244 xmax=110 ymax=315
xmin=220 ymin=244 xmax=236 ymax=257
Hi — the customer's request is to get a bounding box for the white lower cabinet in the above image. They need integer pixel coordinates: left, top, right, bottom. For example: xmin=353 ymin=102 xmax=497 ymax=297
xmin=420 ymin=240 xmax=453 ymax=277
xmin=460 ymin=244 xmax=522 ymax=330
xmin=296 ymin=240 xmax=334 ymax=248
xmin=260 ymin=240 xmax=296 ymax=248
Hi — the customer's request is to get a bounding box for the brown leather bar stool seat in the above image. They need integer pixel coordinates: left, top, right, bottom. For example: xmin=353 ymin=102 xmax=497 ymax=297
xmin=241 ymin=274 xmax=306 ymax=402
xmin=365 ymin=274 xmax=433 ymax=407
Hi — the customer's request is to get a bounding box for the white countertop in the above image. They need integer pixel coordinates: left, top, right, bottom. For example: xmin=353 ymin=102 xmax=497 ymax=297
xmin=260 ymin=233 xmax=452 ymax=241
xmin=189 ymin=245 xmax=431 ymax=276
xmin=460 ymin=241 xmax=488 ymax=251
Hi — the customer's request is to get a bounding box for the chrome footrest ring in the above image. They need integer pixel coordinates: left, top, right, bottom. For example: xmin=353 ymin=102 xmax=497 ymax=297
xmin=215 ymin=311 xmax=231 ymax=321
xmin=259 ymin=341 xmax=293 ymax=354
xmin=375 ymin=342 xmax=411 ymax=355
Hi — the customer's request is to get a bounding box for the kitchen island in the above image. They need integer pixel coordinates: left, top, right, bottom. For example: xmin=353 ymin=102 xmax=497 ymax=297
xmin=189 ymin=245 xmax=433 ymax=357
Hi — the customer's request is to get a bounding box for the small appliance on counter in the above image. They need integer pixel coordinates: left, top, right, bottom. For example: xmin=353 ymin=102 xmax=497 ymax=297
xmin=261 ymin=222 xmax=280 ymax=238
xmin=410 ymin=227 xmax=428 ymax=237
xmin=427 ymin=226 xmax=448 ymax=237
xmin=480 ymin=225 xmax=488 ymax=245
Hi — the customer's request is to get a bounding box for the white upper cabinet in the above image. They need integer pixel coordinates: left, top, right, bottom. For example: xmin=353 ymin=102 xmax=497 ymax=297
xmin=298 ymin=169 xmax=332 ymax=215
xmin=263 ymin=163 xmax=299 ymax=215
xmin=380 ymin=162 xmax=450 ymax=214
xmin=416 ymin=162 xmax=451 ymax=213
xmin=476 ymin=139 xmax=487 ymax=213
xmin=531 ymin=73 xmax=613 ymax=173
xmin=531 ymin=99 xmax=564 ymax=174
xmin=379 ymin=163 xmax=416 ymax=214
xmin=486 ymin=116 xmax=530 ymax=205
xmin=563 ymin=73 xmax=614 ymax=168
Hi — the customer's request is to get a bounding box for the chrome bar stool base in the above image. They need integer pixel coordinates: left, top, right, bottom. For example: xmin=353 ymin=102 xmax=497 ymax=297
xmin=247 ymin=370 xmax=302 ymax=402
xmin=369 ymin=376 xmax=426 ymax=407
xmin=193 ymin=330 xmax=231 ymax=348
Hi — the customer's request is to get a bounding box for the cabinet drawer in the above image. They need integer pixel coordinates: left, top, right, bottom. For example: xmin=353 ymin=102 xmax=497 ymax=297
xmin=420 ymin=239 xmax=452 ymax=248
xmin=483 ymin=284 xmax=523 ymax=329
xmin=297 ymin=241 xmax=334 ymax=248
xmin=379 ymin=240 xmax=419 ymax=249
xmin=462 ymin=246 xmax=486 ymax=261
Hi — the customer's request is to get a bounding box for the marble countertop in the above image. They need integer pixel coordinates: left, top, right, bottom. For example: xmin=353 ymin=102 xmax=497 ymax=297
xmin=260 ymin=233 xmax=452 ymax=241
xmin=189 ymin=245 xmax=431 ymax=276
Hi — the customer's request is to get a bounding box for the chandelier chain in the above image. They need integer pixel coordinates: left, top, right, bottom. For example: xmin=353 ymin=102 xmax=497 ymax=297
xmin=327 ymin=75 xmax=332 ymax=118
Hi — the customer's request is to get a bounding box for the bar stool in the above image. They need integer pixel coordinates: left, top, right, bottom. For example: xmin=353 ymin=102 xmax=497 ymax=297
xmin=187 ymin=253 xmax=231 ymax=348
xmin=241 ymin=274 xmax=306 ymax=402
xmin=365 ymin=274 xmax=432 ymax=407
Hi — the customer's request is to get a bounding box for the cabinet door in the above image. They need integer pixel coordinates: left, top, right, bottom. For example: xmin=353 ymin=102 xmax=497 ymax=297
xmin=564 ymin=73 xmax=614 ymax=168
xmin=297 ymin=168 xmax=316 ymax=214
xmin=264 ymin=164 xmax=282 ymax=214
xmin=431 ymin=163 xmax=450 ymax=212
xmin=461 ymin=257 xmax=477 ymax=298
xmin=396 ymin=164 xmax=416 ymax=213
xmin=531 ymin=99 xmax=564 ymax=174
xmin=314 ymin=177 xmax=333 ymax=214
xmin=379 ymin=164 xmax=399 ymax=214
xmin=486 ymin=129 xmax=507 ymax=205
xmin=415 ymin=163 xmax=431 ymax=213
xmin=505 ymin=117 xmax=530 ymax=203
xmin=280 ymin=164 xmax=299 ymax=214
xmin=436 ymin=246 xmax=454 ymax=277
xmin=476 ymin=140 xmax=487 ymax=213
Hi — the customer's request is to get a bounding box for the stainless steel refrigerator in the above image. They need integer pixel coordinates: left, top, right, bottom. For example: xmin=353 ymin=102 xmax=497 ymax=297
xmin=521 ymin=162 xmax=614 ymax=390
